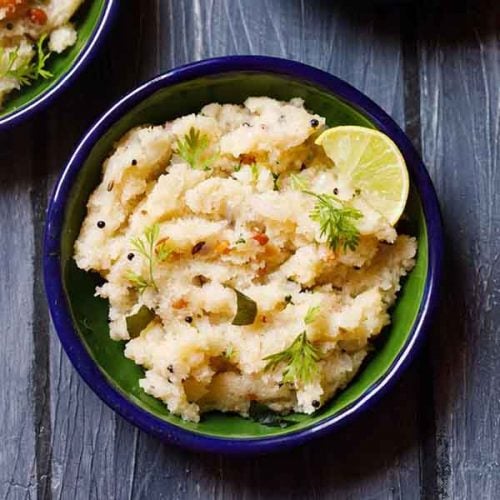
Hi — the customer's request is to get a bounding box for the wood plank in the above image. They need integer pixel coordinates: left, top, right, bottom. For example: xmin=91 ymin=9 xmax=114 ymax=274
xmin=418 ymin=0 xmax=500 ymax=498
xmin=0 ymin=124 xmax=37 ymax=499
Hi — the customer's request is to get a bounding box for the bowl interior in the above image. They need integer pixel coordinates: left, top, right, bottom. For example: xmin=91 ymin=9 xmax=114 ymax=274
xmin=60 ymin=72 xmax=428 ymax=439
xmin=0 ymin=0 xmax=107 ymax=119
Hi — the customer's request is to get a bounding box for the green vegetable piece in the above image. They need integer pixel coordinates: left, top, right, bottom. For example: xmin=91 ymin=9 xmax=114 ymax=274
xmin=230 ymin=288 xmax=258 ymax=326
xmin=126 ymin=305 xmax=155 ymax=338
xmin=248 ymin=402 xmax=296 ymax=428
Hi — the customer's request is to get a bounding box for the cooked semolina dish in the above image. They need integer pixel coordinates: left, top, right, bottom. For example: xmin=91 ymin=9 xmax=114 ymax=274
xmin=74 ymin=97 xmax=417 ymax=423
xmin=0 ymin=0 xmax=84 ymax=108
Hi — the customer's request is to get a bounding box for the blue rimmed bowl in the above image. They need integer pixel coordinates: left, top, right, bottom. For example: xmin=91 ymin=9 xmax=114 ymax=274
xmin=0 ymin=0 xmax=118 ymax=130
xmin=44 ymin=56 xmax=443 ymax=454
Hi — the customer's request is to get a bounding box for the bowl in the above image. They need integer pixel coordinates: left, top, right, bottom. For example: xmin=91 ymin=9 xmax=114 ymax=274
xmin=44 ymin=56 xmax=443 ymax=454
xmin=0 ymin=0 xmax=118 ymax=130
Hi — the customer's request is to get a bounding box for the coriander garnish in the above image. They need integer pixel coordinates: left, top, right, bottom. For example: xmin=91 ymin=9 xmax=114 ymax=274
xmin=223 ymin=345 xmax=235 ymax=360
xmin=250 ymin=163 xmax=259 ymax=183
xmin=155 ymin=238 xmax=173 ymax=262
xmin=126 ymin=223 xmax=172 ymax=293
xmin=0 ymin=34 xmax=53 ymax=86
xmin=308 ymin=192 xmax=362 ymax=251
xmin=291 ymin=174 xmax=362 ymax=251
xmin=125 ymin=272 xmax=151 ymax=294
xmin=290 ymin=173 xmax=309 ymax=191
xmin=304 ymin=305 xmax=320 ymax=324
xmin=174 ymin=127 xmax=217 ymax=170
xmin=263 ymin=331 xmax=321 ymax=385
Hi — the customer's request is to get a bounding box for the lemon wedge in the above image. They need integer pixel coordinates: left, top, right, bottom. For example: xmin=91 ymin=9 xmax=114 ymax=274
xmin=315 ymin=126 xmax=410 ymax=225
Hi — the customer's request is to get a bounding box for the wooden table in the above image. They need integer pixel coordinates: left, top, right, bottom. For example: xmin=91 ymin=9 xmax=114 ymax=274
xmin=1 ymin=1 xmax=499 ymax=498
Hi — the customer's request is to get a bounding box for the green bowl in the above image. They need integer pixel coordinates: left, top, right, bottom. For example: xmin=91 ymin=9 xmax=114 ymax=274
xmin=44 ymin=57 xmax=443 ymax=453
xmin=0 ymin=0 xmax=117 ymax=129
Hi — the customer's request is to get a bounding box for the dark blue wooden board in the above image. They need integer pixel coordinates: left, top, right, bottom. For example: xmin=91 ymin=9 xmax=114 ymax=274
xmin=0 ymin=0 xmax=498 ymax=498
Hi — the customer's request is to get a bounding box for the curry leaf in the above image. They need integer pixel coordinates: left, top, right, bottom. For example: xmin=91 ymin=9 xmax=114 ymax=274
xmin=248 ymin=402 xmax=296 ymax=428
xmin=230 ymin=288 xmax=258 ymax=326
xmin=126 ymin=305 xmax=155 ymax=338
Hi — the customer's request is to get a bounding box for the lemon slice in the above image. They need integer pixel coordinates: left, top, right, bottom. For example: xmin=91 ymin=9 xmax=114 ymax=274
xmin=315 ymin=126 xmax=409 ymax=225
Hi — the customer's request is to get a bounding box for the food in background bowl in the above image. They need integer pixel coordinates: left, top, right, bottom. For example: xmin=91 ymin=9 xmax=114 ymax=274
xmin=0 ymin=0 xmax=84 ymax=107
xmin=74 ymin=97 xmax=416 ymax=423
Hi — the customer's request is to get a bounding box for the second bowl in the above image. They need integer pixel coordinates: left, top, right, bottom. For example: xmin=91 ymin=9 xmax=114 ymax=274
xmin=0 ymin=0 xmax=117 ymax=130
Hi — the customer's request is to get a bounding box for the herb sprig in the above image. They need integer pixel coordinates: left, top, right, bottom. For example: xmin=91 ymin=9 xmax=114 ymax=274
xmin=0 ymin=35 xmax=53 ymax=86
xmin=308 ymin=192 xmax=362 ymax=251
xmin=290 ymin=173 xmax=309 ymax=191
xmin=223 ymin=345 xmax=235 ymax=360
xmin=304 ymin=305 xmax=321 ymax=324
xmin=263 ymin=306 xmax=322 ymax=384
xmin=174 ymin=127 xmax=217 ymax=170
xmin=126 ymin=272 xmax=151 ymax=294
xmin=263 ymin=331 xmax=321 ymax=385
xmin=126 ymin=223 xmax=172 ymax=293
xmin=250 ymin=163 xmax=259 ymax=183
xmin=290 ymin=174 xmax=362 ymax=251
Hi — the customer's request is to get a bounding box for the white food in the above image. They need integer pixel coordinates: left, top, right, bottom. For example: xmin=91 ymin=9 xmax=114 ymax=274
xmin=75 ymin=97 xmax=417 ymax=422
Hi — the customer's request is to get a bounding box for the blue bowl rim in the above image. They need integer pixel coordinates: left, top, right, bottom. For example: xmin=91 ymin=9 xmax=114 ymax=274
xmin=0 ymin=0 xmax=118 ymax=130
xmin=44 ymin=55 xmax=444 ymax=454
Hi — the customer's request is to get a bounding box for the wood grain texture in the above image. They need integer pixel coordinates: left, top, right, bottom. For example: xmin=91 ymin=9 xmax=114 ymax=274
xmin=45 ymin=2 xmax=160 ymax=499
xmin=418 ymin=0 xmax=500 ymax=498
xmin=0 ymin=125 xmax=37 ymax=499
xmin=1 ymin=0 xmax=497 ymax=498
